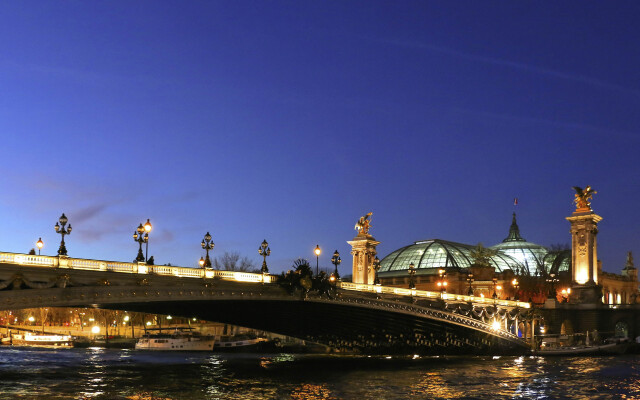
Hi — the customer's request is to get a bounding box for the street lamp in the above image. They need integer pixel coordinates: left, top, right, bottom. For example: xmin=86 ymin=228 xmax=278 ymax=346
xmin=133 ymin=223 xmax=147 ymax=262
xmin=314 ymin=245 xmax=321 ymax=275
xmin=199 ymin=257 xmax=205 ymax=268
xmin=331 ymin=250 xmax=341 ymax=280
xmin=259 ymin=239 xmax=270 ymax=274
xmin=143 ymin=219 xmax=152 ymax=262
xmin=54 ymin=213 xmax=72 ymax=256
xmin=466 ymin=271 xmax=474 ymax=296
xmin=408 ymin=262 xmax=416 ymax=289
xmin=373 ymin=256 xmax=381 ymax=285
xmin=512 ymin=278 xmax=519 ymax=301
xmin=492 ymin=276 xmax=498 ymax=301
xmin=36 ymin=238 xmax=44 ymax=255
xmin=201 ymin=232 xmax=214 ymax=268
xmin=437 ymin=268 xmax=447 ymax=295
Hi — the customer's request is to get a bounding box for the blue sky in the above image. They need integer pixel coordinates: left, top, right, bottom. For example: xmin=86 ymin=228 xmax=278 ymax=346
xmin=1 ymin=1 xmax=639 ymax=274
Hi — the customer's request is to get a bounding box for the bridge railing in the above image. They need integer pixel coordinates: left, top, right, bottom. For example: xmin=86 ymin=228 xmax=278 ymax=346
xmin=0 ymin=252 xmax=276 ymax=284
xmin=339 ymin=282 xmax=530 ymax=309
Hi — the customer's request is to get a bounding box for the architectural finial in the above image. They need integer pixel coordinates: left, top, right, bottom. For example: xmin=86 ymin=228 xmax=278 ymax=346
xmin=625 ymin=251 xmax=635 ymax=270
xmin=502 ymin=212 xmax=525 ymax=242
xmin=572 ymin=185 xmax=596 ymax=211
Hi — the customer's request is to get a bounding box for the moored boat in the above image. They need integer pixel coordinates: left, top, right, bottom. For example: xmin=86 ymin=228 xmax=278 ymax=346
xmin=5 ymin=332 xmax=74 ymax=348
xmin=536 ymin=340 xmax=630 ymax=356
xmin=135 ymin=329 xmax=215 ymax=351
xmin=214 ymin=334 xmax=269 ymax=351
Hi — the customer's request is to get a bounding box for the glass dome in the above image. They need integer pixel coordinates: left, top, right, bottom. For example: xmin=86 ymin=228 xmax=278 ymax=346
xmin=543 ymin=250 xmax=571 ymax=275
xmin=378 ymin=239 xmax=523 ymax=276
xmin=490 ymin=213 xmax=548 ymax=276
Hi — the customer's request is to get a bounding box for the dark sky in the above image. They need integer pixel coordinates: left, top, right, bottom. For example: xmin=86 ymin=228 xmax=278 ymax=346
xmin=1 ymin=1 xmax=639 ymax=274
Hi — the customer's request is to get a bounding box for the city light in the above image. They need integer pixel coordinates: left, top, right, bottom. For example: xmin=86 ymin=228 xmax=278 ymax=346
xmin=91 ymin=326 xmax=100 ymax=334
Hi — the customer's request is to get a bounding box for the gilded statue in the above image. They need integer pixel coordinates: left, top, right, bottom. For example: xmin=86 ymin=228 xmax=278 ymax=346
xmin=572 ymin=185 xmax=596 ymax=211
xmin=355 ymin=212 xmax=373 ymax=235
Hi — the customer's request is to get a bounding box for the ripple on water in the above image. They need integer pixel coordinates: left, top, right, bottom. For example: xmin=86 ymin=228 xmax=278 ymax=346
xmin=0 ymin=349 xmax=639 ymax=399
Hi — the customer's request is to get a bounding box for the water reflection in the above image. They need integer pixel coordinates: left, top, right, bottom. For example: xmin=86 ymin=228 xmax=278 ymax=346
xmin=0 ymin=349 xmax=639 ymax=399
xmin=410 ymin=372 xmax=464 ymax=399
xmin=290 ymin=383 xmax=337 ymax=400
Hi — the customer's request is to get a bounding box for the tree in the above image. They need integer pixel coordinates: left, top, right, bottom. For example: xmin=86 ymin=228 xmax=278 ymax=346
xmin=213 ymin=251 xmax=257 ymax=272
xmin=469 ymin=243 xmax=496 ymax=267
xmin=278 ymin=258 xmax=313 ymax=298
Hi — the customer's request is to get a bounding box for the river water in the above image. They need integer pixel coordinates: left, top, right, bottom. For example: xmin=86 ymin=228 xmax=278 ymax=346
xmin=0 ymin=347 xmax=638 ymax=399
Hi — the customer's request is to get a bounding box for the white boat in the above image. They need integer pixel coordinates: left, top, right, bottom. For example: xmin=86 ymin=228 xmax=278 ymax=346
xmin=6 ymin=332 xmax=73 ymax=348
xmin=135 ymin=329 xmax=215 ymax=351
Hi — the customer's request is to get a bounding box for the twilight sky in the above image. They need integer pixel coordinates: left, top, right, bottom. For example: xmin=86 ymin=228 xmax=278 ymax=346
xmin=1 ymin=1 xmax=639 ymax=275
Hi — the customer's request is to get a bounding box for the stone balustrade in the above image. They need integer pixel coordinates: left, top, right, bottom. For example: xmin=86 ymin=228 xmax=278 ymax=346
xmin=0 ymin=252 xmax=275 ymax=284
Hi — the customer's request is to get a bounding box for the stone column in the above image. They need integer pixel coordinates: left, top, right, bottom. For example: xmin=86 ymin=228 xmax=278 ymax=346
xmin=566 ymin=209 xmax=603 ymax=303
xmin=566 ymin=211 xmax=602 ymax=285
xmin=348 ymin=233 xmax=380 ymax=284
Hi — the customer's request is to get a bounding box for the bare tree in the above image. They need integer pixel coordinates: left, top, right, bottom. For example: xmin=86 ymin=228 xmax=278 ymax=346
xmin=213 ymin=251 xmax=257 ymax=272
xmin=547 ymin=243 xmax=570 ymax=252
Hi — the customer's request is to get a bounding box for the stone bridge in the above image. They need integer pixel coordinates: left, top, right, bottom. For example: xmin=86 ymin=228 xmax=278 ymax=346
xmin=0 ymin=252 xmax=532 ymax=354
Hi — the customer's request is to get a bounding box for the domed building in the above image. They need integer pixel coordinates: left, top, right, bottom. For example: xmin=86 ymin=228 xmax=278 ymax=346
xmin=379 ymin=239 xmax=522 ymax=277
xmin=374 ymin=213 xmax=552 ymax=299
xmin=489 ymin=213 xmax=548 ymax=276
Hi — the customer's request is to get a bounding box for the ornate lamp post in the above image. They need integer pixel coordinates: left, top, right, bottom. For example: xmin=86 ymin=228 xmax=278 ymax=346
xmin=54 ymin=213 xmax=72 ymax=256
xmin=437 ymin=268 xmax=447 ymax=295
xmin=36 ymin=238 xmax=44 ymax=255
xmin=408 ymin=262 xmax=416 ymax=289
xmin=466 ymin=271 xmax=474 ymax=296
xmin=373 ymin=256 xmax=381 ymax=285
xmin=512 ymin=278 xmax=519 ymax=301
xmin=259 ymin=239 xmax=270 ymax=274
xmin=331 ymin=250 xmax=341 ymax=280
xmin=492 ymin=276 xmax=498 ymax=301
xmin=143 ymin=219 xmax=152 ymax=262
xmin=199 ymin=257 xmax=205 ymax=268
xmin=201 ymin=232 xmax=214 ymax=268
xmin=314 ymin=245 xmax=321 ymax=276
xmin=133 ymin=223 xmax=147 ymax=262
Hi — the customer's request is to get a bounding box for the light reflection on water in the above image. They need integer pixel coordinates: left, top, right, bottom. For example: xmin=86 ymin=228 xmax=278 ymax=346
xmin=0 ymin=348 xmax=639 ymax=399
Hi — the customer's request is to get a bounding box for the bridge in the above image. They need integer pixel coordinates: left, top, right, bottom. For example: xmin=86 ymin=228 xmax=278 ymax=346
xmin=0 ymin=252 xmax=532 ymax=354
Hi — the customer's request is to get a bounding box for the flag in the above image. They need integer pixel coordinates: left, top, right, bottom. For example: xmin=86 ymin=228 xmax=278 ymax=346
xmin=514 ymin=198 xmax=518 ymax=206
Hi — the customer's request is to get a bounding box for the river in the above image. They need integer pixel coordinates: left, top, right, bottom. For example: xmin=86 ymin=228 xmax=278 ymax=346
xmin=0 ymin=348 xmax=638 ymax=399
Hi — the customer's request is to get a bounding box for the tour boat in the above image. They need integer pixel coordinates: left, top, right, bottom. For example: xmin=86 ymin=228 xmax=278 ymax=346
xmin=135 ymin=329 xmax=215 ymax=351
xmin=5 ymin=332 xmax=74 ymax=348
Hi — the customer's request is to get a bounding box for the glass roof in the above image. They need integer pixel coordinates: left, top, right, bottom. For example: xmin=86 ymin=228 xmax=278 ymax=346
xmin=543 ymin=250 xmax=571 ymax=275
xmin=378 ymin=239 xmax=523 ymax=276
xmin=489 ymin=213 xmax=548 ymax=276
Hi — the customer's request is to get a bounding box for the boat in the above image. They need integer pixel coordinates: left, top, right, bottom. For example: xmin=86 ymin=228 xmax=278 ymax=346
xmin=4 ymin=332 xmax=74 ymax=348
xmin=214 ymin=334 xmax=270 ymax=351
xmin=536 ymin=340 xmax=630 ymax=356
xmin=73 ymin=335 xmax=137 ymax=349
xmin=135 ymin=328 xmax=215 ymax=351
